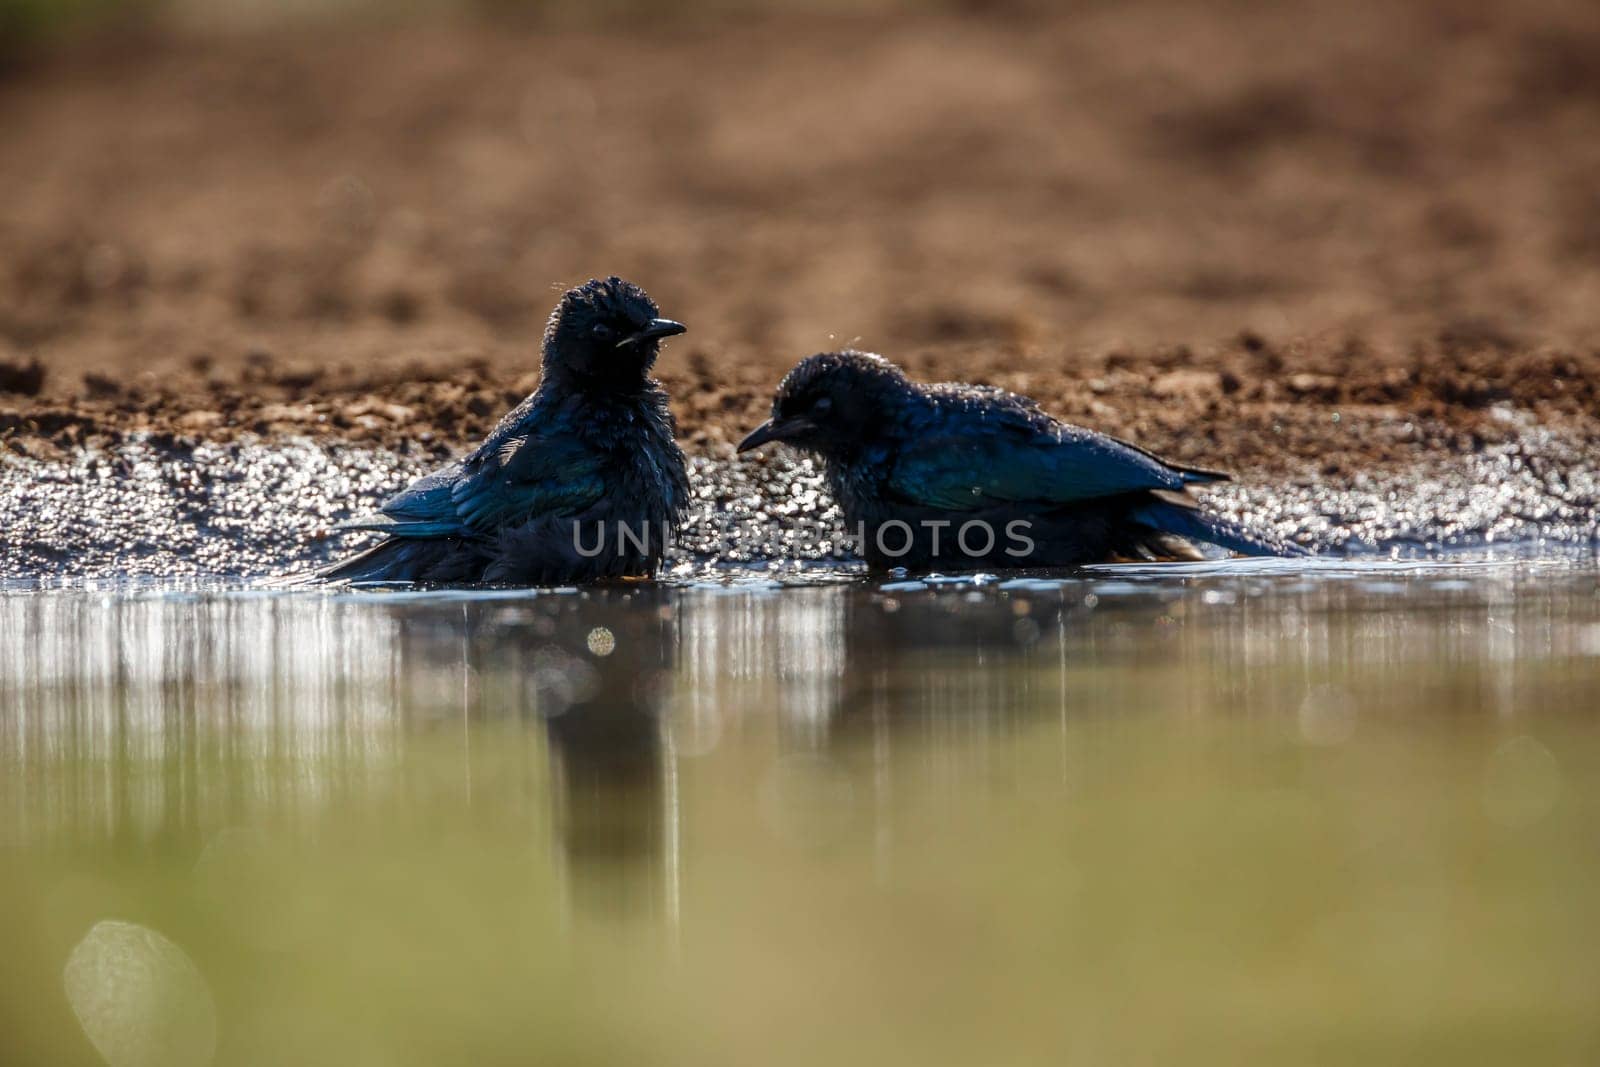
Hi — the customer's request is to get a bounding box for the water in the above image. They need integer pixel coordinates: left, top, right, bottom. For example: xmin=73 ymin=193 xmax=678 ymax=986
xmin=3 ymin=557 xmax=1599 ymax=1065
xmin=4 ymin=436 xmax=1598 ymax=580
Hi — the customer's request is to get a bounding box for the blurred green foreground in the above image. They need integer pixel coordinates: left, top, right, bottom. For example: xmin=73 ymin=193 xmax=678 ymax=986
xmin=1 ymin=563 xmax=1598 ymax=1066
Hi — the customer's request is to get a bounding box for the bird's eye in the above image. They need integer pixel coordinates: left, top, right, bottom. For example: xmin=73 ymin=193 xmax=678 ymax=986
xmin=812 ymin=396 xmax=833 ymax=416
xmin=590 ymin=322 xmax=617 ymax=342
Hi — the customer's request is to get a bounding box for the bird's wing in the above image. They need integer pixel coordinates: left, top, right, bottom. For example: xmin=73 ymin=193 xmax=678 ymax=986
xmin=447 ymin=431 xmax=606 ymax=532
xmin=886 ymin=421 xmax=1207 ymax=511
xmin=338 ymin=466 xmax=468 ymax=537
xmin=340 ymin=427 xmax=606 ymax=539
xmin=382 ymin=467 xmax=465 ymax=530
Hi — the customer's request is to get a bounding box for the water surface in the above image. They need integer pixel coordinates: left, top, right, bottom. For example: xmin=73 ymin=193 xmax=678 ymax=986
xmin=2 ymin=557 xmax=1598 ymax=1065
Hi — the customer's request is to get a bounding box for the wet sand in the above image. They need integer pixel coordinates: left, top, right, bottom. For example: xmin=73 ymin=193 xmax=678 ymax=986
xmin=1 ymin=2 xmax=1599 ymax=574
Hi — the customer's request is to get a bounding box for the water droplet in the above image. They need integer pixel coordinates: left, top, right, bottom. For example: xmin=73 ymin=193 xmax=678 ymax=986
xmin=586 ymin=626 xmax=616 ymax=657
xmin=63 ymin=921 xmax=217 ymax=1067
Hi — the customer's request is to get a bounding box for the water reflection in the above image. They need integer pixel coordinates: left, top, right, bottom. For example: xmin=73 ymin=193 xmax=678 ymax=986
xmin=2 ymin=561 xmax=1597 ymax=859
xmin=1 ymin=560 xmax=1598 ymax=1065
xmin=0 ymin=565 xmax=1595 ymax=886
xmin=525 ymin=594 xmax=677 ymax=922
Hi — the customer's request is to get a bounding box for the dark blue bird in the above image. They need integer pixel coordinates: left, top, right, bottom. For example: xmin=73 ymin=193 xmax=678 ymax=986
xmin=738 ymin=351 xmax=1306 ymax=569
xmin=318 ymin=277 xmax=690 ymax=585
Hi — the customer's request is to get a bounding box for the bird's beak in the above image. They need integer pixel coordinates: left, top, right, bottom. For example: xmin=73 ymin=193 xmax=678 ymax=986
xmin=618 ymin=318 xmax=688 ymax=347
xmin=737 ymin=417 xmax=810 ymax=453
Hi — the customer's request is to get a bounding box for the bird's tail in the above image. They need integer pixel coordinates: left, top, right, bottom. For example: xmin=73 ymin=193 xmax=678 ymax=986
xmin=1130 ymin=491 xmax=1308 ymax=558
xmin=293 ymin=536 xmax=479 ymax=586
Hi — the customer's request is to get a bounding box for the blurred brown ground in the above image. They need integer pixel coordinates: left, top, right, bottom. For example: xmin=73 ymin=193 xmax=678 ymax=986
xmin=2 ymin=0 xmax=1599 ymax=473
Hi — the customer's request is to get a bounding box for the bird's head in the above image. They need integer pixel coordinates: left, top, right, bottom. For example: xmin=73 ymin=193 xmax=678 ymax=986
xmin=738 ymin=351 xmax=909 ymax=459
xmin=542 ymin=277 xmax=686 ymax=390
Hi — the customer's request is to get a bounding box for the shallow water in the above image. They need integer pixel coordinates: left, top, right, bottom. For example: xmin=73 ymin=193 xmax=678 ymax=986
xmin=3 ymin=557 xmax=1599 ymax=1065
xmin=3 ymin=430 xmax=1597 ymax=579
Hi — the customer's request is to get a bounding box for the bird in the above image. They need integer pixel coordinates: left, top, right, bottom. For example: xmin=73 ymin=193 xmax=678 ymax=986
xmin=315 ymin=277 xmax=690 ymax=585
xmin=737 ymin=351 xmax=1307 ymax=569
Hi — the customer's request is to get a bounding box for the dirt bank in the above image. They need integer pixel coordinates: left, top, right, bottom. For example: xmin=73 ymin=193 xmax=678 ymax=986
xmin=3 ymin=0 xmax=1600 ymax=478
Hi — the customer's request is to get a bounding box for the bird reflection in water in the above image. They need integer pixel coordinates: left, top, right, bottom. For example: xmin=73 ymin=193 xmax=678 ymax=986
xmin=517 ymin=593 xmax=678 ymax=925
xmin=809 ymin=586 xmax=1069 ymax=744
xmin=392 ymin=591 xmax=682 ymax=925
